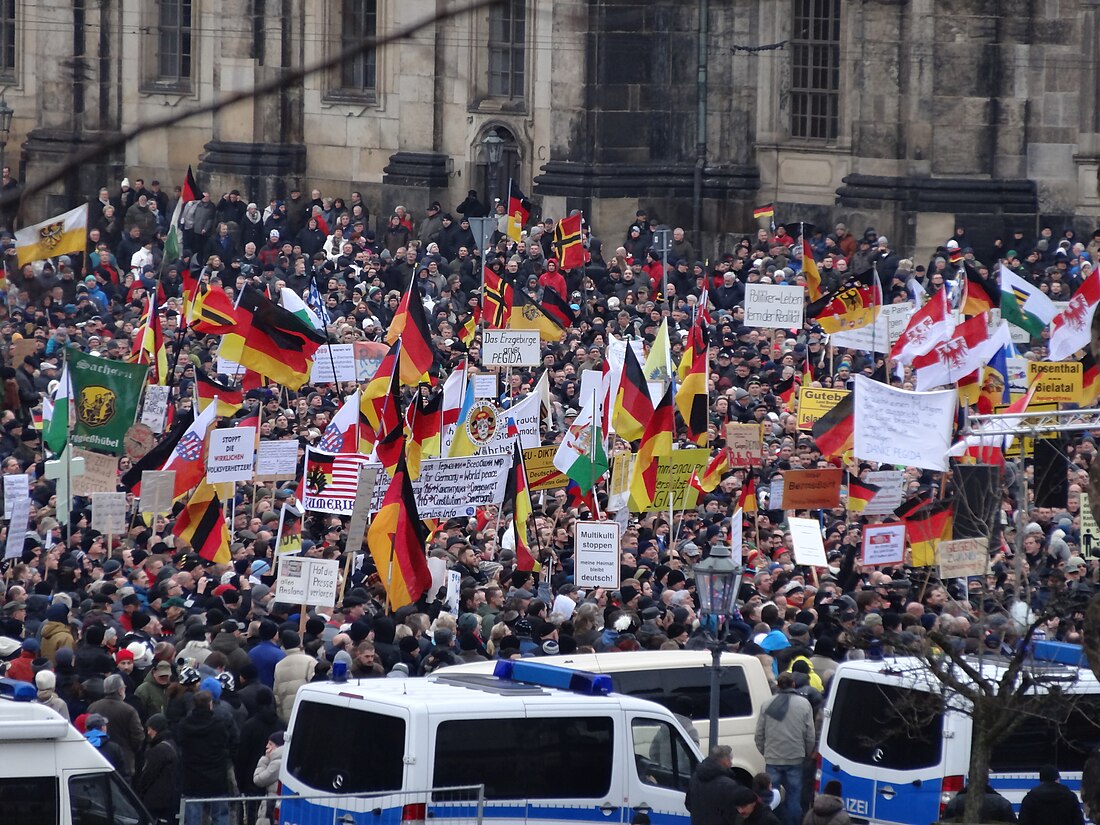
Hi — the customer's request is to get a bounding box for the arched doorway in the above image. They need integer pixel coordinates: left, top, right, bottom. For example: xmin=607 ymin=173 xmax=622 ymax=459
xmin=475 ymin=125 xmax=522 ymax=207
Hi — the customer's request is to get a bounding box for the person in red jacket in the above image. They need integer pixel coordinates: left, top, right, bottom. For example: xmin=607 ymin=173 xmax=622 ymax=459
xmin=5 ymin=637 xmax=40 ymax=683
xmin=538 ymin=259 xmax=568 ymax=300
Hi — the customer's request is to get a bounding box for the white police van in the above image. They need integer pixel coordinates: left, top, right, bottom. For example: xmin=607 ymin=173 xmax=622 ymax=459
xmin=279 ymin=660 xmax=705 ymax=825
xmin=818 ymin=647 xmax=1096 ymax=824
xmin=0 ymin=678 xmax=153 ymax=825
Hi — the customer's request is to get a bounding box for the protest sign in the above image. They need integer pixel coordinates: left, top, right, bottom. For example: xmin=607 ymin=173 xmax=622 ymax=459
xmin=276 ymin=504 xmax=304 ymax=555
xmin=769 ymin=476 xmax=785 ymax=510
xmin=1081 ymin=493 xmax=1100 ymax=558
xmin=91 ymin=492 xmax=128 ymax=534
xmin=445 ymin=570 xmax=463 ymax=616
xmin=744 ymin=284 xmax=804 ymax=329
xmin=4 ymin=496 xmax=29 ymax=560
xmin=574 ymin=521 xmax=622 ymax=589
xmin=301 ymin=449 xmax=511 ymax=519
xmin=70 ymin=352 xmax=149 ymax=455
xmin=862 ymin=523 xmax=907 ymax=566
xmin=70 ymin=449 xmax=119 ymax=496
xmin=777 ymin=468 xmax=842 ymax=510
xmin=1026 ymin=360 xmax=1082 ymax=403
xmin=726 ymin=423 xmax=764 ymax=468
xmin=206 ymin=427 xmax=256 ymax=483
xmin=254 ymin=440 xmax=299 ymax=479
xmin=627 ymin=447 xmax=710 ymax=512
xmin=3 ymin=474 xmax=29 ymax=519
xmin=831 ymin=302 xmax=915 ymax=353
xmin=797 ymin=387 xmax=850 ymax=431
xmin=473 ymin=373 xmax=498 ymax=399
xmin=140 ymin=384 xmax=171 ymax=433
xmin=853 ymin=375 xmax=956 ymax=470
xmin=937 ymin=537 xmax=989 ymax=578
xmin=344 ymin=466 xmax=380 ymax=557
xmin=524 ymin=446 xmax=567 ymax=491
xmin=730 ymin=508 xmax=743 ymax=565
xmin=788 ymin=517 xmax=828 ymax=566
xmin=860 ymin=470 xmax=906 ymax=516
xmin=139 ymin=471 xmax=176 ymax=516
xmin=607 ymin=452 xmax=633 ymax=512
xmin=309 ymin=344 xmax=357 ymax=383
xmin=276 ymin=557 xmax=341 ymax=606
xmin=216 ymin=356 xmax=244 ymax=376
xmin=483 ymin=330 xmax=541 ymax=366
xmin=353 ymin=341 xmax=392 ymax=381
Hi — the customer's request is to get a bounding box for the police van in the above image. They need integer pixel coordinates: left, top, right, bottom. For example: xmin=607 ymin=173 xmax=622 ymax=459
xmin=0 ymin=678 xmax=153 ymax=825
xmin=817 ymin=647 xmax=1097 ymax=824
xmin=441 ymin=650 xmax=771 ymax=783
xmin=279 ymin=660 xmax=705 ymax=825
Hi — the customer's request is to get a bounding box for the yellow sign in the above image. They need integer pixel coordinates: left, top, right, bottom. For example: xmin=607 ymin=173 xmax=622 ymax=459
xmin=628 ymin=447 xmax=710 ymax=512
xmin=797 ymin=387 xmax=850 ymax=431
xmin=1026 ymin=361 xmax=1082 ymax=404
xmin=523 ymin=446 xmax=567 ymax=492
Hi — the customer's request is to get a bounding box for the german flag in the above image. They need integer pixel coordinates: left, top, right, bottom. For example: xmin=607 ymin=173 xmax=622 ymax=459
xmin=847 ymin=476 xmax=881 ymax=513
xmin=694 ymin=448 xmax=730 ymax=494
xmin=510 ymin=290 xmax=566 ymax=341
xmin=507 ymin=181 xmax=530 ymax=242
xmin=905 ymin=500 xmax=954 ymax=567
xmin=458 ymin=310 xmax=478 ymax=348
xmin=738 ymin=472 xmax=757 ymax=513
xmin=962 ymin=261 xmax=999 ymax=317
xmin=552 ymin=212 xmax=588 ymax=270
xmin=172 ymin=478 xmax=231 ymax=564
xmin=812 ymin=391 xmax=854 ymax=460
xmin=505 ymin=440 xmax=539 ymax=571
xmin=404 ymin=390 xmax=442 ymax=480
xmin=613 ymin=345 xmax=651 ymax=442
xmin=629 ymin=383 xmax=673 ymax=511
xmin=483 ymin=267 xmax=514 ymax=328
xmin=190 ymin=283 xmax=237 ymax=335
xmin=949 ymin=248 xmax=964 ymax=265
xmin=375 ymin=423 xmax=404 ymax=478
xmin=753 ymin=204 xmax=774 ymax=220
xmin=774 ymin=374 xmax=798 ymax=409
xmin=360 ymin=341 xmax=401 ymax=452
xmin=195 ymin=369 xmax=243 ymax=417
xmin=1081 ymin=350 xmax=1100 ymax=406
xmin=802 ymin=236 xmax=823 ymax=302
xmin=894 ymin=490 xmax=933 ymax=520
xmin=676 ymin=319 xmax=709 ymax=445
xmin=541 ymin=287 xmax=575 ymax=329
xmin=218 ymin=285 xmax=326 ymax=391
xmin=386 ymin=279 xmax=435 ymax=386
xmin=132 ymin=293 xmax=168 ymax=385
xmin=366 ymin=450 xmax=432 ymax=610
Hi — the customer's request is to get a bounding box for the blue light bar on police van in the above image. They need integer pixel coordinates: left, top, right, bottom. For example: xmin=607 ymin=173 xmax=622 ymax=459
xmin=493 ymin=660 xmax=613 ymax=695
xmin=0 ymin=678 xmax=37 ymax=702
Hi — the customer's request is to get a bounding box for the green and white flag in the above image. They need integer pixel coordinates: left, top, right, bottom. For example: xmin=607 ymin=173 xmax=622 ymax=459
xmin=280 ymin=287 xmax=324 ymax=331
xmin=553 ymin=387 xmax=608 ymax=493
xmin=69 ymin=352 xmax=149 ymax=455
xmin=164 ymin=165 xmax=198 ymax=264
xmin=43 ymin=362 xmax=70 ymax=457
xmin=999 ymin=264 xmax=1056 ymax=337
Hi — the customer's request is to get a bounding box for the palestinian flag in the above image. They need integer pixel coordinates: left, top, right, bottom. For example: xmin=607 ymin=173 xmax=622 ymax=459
xmin=366 ymin=450 xmax=432 ymax=610
xmin=675 ymin=319 xmax=709 ymax=445
xmin=483 ymin=267 xmax=514 ymax=328
xmin=811 ymin=391 xmax=854 ymax=461
xmin=612 ymin=345 xmax=651 ymax=442
xmin=905 ymin=500 xmax=954 ymax=567
xmin=847 ymin=476 xmax=881 ymax=513
xmin=172 ymin=478 xmax=231 ymax=564
xmin=552 ymin=212 xmax=588 ymax=270
xmin=629 ymin=384 xmax=673 ymax=511
xmin=385 ymin=278 xmax=435 ymax=386
xmin=218 ymin=285 xmax=327 ymax=391
xmin=507 ymin=181 xmax=530 ymax=242
xmin=195 ymin=369 xmax=243 ymax=418
xmin=505 ymin=440 xmax=539 ymax=571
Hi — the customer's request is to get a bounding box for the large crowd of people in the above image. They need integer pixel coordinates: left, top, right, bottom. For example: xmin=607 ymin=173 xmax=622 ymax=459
xmin=0 ymin=174 xmax=1096 ymax=825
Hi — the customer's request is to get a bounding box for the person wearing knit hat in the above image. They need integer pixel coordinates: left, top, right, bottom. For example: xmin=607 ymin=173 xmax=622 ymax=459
xmin=35 ymin=669 xmax=70 ymax=720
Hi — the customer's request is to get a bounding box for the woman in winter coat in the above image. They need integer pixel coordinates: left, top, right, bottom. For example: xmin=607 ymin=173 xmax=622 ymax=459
xmin=253 ymin=732 xmax=285 ymax=823
xmin=804 ymin=781 xmax=851 ymax=825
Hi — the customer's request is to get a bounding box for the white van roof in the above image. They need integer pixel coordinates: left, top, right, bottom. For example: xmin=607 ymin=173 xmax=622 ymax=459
xmin=0 ymin=698 xmax=77 ymax=741
xmin=831 ymin=654 xmax=1100 ymax=694
xmin=437 ymin=649 xmax=763 ymax=677
xmin=295 ymin=669 xmax=690 ymax=717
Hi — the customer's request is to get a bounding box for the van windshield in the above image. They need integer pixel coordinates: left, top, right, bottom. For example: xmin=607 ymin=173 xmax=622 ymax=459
xmin=287 ymin=702 xmax=406 ymax=793
xmin=826 ymin=678 xmax=943 ymax=770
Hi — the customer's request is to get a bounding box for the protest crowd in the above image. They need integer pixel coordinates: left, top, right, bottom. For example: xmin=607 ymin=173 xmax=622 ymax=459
xmin=1 ymin=170 xmax=1100 ymax=825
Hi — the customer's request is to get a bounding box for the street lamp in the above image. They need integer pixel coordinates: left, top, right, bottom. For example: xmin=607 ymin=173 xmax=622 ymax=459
xmin=482 ymin=128 xmax=505 ymax=207
xmin=693 ymin=543 xmax=744 ymax=753
xmin=0 ymin=96 xmax=14 ymax=177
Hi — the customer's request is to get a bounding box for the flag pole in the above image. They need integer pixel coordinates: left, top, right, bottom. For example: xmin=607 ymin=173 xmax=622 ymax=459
xmin=63 ymin=345 xmax=73 ymax=545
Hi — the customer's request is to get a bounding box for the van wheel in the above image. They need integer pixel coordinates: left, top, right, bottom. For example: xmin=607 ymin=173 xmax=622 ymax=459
xmin=732 ymin=769 xmax=753 ymax=788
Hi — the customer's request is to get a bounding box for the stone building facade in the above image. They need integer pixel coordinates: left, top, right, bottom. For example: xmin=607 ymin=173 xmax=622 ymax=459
xmin=3 ymin=0 xmax=1099 ymax=254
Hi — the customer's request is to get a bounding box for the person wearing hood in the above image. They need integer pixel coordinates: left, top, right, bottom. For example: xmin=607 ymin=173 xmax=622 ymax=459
xmin=685 ymin=744 xmax=744 ymax=825
xmin=74 ymin=622 xmax=115 ymax=680
xmin=134 ymin=713 xmax=181 ymax=824
xmin=40 ymin=601 xmax=75 ymax=662
xmin=803 ymin=780 xmax=850 ymax=825
xmin=84 ymin=713 xmax=130 ymax=779
xmin=35 ymin=669 xmax=70 ymax=720
xmin=755 ymin=673 xmax=816 ymax=825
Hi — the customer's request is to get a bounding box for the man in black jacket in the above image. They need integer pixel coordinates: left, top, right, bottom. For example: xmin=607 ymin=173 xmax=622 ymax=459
xmin=1018 ymin=765 xmax=1083 ymax=825
xmin=176 ymin=690 xmax=234 ymax=825
xmin=134 ymin=713 xmax=180 ymax=824
xmin=685 ymin=745 xmax=743 ymax=825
